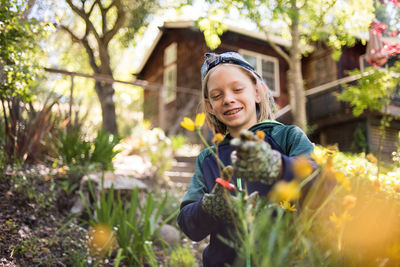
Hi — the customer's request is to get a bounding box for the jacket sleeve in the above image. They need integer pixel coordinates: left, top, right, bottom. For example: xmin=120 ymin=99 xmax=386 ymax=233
xmin=268 ymin=125 xmax=315 ymax=181
xmin=177 ymin=152 xmax=219 ymax=241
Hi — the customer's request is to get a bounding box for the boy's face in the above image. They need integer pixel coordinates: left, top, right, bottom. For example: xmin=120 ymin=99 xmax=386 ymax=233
xmin=205 ymin=64 xmax=261 ymax=137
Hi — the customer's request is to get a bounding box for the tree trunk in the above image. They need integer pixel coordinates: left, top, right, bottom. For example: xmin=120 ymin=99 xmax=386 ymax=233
xmin=288 ymin=4 xmax=307 ymax=131
xmin=94 ymin=81 xmax=118 ymax=134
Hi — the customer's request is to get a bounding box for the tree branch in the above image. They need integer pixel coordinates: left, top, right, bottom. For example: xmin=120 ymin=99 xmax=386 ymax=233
xmin=102 ymin=0 xmax=126 ymax=46
xmin=60 ymin=25 xmax=99 ymax=73
xmin=65 ymin=0 xmax=101 ymax=43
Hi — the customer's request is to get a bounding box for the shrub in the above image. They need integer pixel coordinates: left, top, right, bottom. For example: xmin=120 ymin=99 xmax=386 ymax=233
xmin=169 ymin=246 xmax=196 ymax=267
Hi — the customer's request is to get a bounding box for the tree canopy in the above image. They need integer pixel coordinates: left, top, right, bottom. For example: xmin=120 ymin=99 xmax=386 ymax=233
xmin=199 ymin=0 xmax=376 ymax=130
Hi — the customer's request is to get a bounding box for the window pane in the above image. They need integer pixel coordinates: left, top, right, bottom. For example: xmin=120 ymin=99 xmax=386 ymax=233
xmin=243 ymin=54 xmax=257 ymax=68
xmin=264 ymin=77 xmax=275 ymax=92
xmin=262 ymin=59 xmax=274 ymax=73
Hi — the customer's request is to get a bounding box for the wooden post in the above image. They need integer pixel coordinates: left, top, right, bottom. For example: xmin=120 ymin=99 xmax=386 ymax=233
xmin=69 ymin=74 xmax=74 ymax=120
xmin=158 ymin=86 xmax=165 ymax=130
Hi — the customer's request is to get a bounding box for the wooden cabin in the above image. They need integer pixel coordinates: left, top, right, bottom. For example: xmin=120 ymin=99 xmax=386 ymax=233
xmin=136 ymin=20 xmax=400 ymax=159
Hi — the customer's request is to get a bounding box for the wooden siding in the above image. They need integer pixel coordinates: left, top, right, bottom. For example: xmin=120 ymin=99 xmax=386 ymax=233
xmin=140 ymin=27 xmax=290 ymax=133
xmin=370 ymin=125 xmax=399 ymax=161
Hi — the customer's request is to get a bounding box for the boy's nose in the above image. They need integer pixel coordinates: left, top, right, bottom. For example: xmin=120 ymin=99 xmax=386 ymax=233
xmin=223 ymin=93 xmax=235 ymax=104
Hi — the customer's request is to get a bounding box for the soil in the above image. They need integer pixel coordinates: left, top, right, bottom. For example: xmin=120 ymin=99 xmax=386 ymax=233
xmin=0 ymin=172 xmax=88 ymax=266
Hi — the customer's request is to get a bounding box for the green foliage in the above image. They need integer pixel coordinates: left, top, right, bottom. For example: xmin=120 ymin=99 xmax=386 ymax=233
xmin=200 ymin=0 xmax=374 ymax=56
xmin=55 ymin=127 xmax=120 ymax=171
xmin=169 ymin=246 xmax=197 ymax=267
xmin=0 ymin=0 xmax=44 ymax=99
xmin=91 ymin=130 xmax=121 ymax=171
xmin=337 ymin=63 xmax=400 ymax=117
xmin=81 ymin=180 xmax=178 ymax=265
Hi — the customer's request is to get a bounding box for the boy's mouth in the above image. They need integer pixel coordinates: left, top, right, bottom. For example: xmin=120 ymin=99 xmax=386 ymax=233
xmin=223 ymin=108 xmax=243 ymax=115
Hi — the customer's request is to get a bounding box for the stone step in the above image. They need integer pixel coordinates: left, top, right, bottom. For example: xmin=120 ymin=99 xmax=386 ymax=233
xmin=165 ymin=156 xmax=196 ymax=184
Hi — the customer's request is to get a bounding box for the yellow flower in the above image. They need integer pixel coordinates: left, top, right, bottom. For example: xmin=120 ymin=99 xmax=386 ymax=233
xmin=89 ymin=224 xmax=115 ymax=255
xmin=311 ymin=146 xmax=327 ymax=165
xmin=292 ymin=156 xmax=313 ymax=179
xmin=195 ymin=112 xmax=206 ymax=128
xmin=270 ymin=180 xmax=301 ymax=202
xmin=256 ymin=131 xmax=266 ymax=141
xmin=329 ymin=210 xmax=352 ymax=228
xmin=181 ymin=113 xmax=206 ymax=131
xmin=180 ymin=117 xmax=195 ymax=131
xmin=212 ymin=133 xmax=224 ymax=143
xmin=280 ymin=200 xmax=297 ymax=212
xmin=335 ymin=171 xmax=352 ymax=191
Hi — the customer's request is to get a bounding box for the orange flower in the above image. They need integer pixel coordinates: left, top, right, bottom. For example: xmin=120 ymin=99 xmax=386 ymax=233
xmin=212 ymin=133 xmax=224 ymax=144
xmin=256 ymin=131 xmax=266 ymax=141
xmin=366 ymin=153 xmax=377 ymax=163
xmin=44 ymin=176 xmax=51 ymax=182
xmin=88 ymin=224 xmax=115 ymax=255
xmin=342 ymin=194 xmax=357 ymax=210
xmin=292 ymin=156 xmax=313 ymax=179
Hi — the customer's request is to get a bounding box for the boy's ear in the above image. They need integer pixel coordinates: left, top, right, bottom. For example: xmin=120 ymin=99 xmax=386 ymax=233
xmin=255 ymin=81 xmax=268 ymax=103
xmin=205 ymin=100 xmax=215 ymax=115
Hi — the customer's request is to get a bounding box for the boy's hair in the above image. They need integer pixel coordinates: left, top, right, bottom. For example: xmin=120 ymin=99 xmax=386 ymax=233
xmin=200 ymin=52 xmax=275 ymax=134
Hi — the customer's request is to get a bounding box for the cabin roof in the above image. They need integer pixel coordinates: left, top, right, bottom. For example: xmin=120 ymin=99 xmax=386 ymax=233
xmin=135 ymin=20 xmax=291 ymax=74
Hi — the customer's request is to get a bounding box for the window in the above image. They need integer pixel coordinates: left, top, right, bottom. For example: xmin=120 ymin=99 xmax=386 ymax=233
xmin=163 ymin=64 xmax=177 ymax=103
xmin=239 ymin=49 xmax=280 ymax=97
xmin=164 ymin=42 xmax=177 ymax=103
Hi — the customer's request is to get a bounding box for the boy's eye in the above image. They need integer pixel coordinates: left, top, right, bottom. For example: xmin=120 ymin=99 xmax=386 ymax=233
xmin=234 ymin=88 xmax=243 ymax=92
xmin=210 ymin=94 xmax=222 ymax=100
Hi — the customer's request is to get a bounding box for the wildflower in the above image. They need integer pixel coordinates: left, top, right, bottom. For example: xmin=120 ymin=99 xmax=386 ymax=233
xmin=349 ymin=165 xmax=365 ymax=177
xmin=212 ymin=133 xmax=224 ymax=144
xmin=280 ymin=200 xmax=297 ymax=212
xmin=311 ymin=146 xmax=327 ymax=165
xmin=373 ymin=178 xmax=381 ymax=190
xmin=181 ymin=113 xmax=206 ymax=131
xmin=88 ymin=224 xmax=115 ymax=255
xmin=180 ymin=117 xmax=195 ymax=131
xmin=292 ymin=156 xmax=313 ymax=179
xmin=57 ymin=166 xmax=68 ymax=175
xmin=330 ymin=210 xmax=352 ymax=228
xmin=335 ymin=171 xmax=352 ymax=191
xmin=366 ymin=153 xmax=377 ymax=163
xmin=270 ymin=180 xmax=301 ymax=202
xmin=342 ymin=194 xmax=357 ymax=210
xmin=256 ymin=131 xmax=265 ymax=141
xmin=44 ymin=176 xmax=51 ymax=181
xmin=195 ymin=112 xmax=206 ymax=128
xmin=394 ymin=184 xmax=400 ymax=193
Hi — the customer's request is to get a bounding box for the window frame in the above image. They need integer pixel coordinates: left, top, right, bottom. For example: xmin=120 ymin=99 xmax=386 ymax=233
xmin=239 ymin=49 xmax=280 ymax=97
xmin=163 ymin=42 xmax=178 ymax=103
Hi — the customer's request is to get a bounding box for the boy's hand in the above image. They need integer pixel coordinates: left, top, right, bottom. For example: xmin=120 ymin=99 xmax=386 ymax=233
xmin=201 ymin=166 xmax=236 ymax=223
xmin=230 ymin=130 xmax=282 ymax=184
xmin=201 ymin=184 xmax=234 ymax=222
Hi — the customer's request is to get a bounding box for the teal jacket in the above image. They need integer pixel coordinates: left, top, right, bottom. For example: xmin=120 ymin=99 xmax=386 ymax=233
xmin=177 ymin=120 xmax=315 ymax=267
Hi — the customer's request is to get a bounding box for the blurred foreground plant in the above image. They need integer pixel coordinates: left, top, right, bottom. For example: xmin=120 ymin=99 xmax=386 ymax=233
xmin=81 ymin=178 xmax=178 ymax=266
xmin=180 ymin=113 xmax=400 ymax=267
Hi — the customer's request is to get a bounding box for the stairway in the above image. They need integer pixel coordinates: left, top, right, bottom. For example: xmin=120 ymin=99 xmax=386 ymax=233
xmin=165 ymin=156 xmax=197 ymax=184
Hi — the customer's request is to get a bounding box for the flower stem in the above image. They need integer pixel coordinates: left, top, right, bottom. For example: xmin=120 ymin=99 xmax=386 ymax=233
xmin=197 ymin=128 xmax=226 ymax=169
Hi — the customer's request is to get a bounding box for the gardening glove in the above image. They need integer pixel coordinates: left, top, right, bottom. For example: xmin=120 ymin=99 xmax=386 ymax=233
xmin=201 ymin=166 xmax=237 ymax=223
xmin=230 ymin=130 xmax=282 ymax=185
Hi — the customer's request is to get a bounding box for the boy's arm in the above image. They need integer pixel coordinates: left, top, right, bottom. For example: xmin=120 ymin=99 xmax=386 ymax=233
xmin=177 ymin=155 xmax=219 ymax=241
